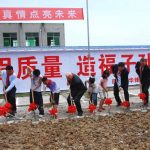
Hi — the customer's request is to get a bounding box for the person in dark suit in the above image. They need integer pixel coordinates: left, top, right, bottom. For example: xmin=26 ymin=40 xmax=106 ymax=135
xmin=112 ymin=62 xmax=129 ymax=106
xmin=66 ymin=73 xmax=87 ymax=116
xmin=135 ymin=58 xmax=150 ymax=105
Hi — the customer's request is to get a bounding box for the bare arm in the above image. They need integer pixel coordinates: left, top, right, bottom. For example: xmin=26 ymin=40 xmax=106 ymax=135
xmin=85 ymin=80 xmax=89 ymax=88
xmin=100 ymin=80 xmax=108 ymax=92
xmin=27 ymin=66 xmax=33 ymax=77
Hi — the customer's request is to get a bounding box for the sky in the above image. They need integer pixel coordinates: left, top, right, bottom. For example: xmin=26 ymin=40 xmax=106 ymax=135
xmin=0 ymin=0 xmax=150 ymax=46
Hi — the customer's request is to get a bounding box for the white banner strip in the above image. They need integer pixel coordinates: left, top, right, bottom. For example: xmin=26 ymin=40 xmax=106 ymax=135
xmin=0 ymin=47 xmax=149 ymax=93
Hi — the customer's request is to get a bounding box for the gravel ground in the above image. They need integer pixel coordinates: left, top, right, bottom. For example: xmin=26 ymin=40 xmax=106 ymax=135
xmin=0 ymin=111 xmax=149 ymax=150
xmin=0 ymin=87 xmax=149 ymax=150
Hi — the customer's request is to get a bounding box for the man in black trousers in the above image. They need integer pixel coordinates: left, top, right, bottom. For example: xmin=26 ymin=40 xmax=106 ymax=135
xmin=112 ymin=62 xmax=129 ymax=106
xmin=66 ymin=73 xmax=87 ymax=116
xmin=135 ymin=58 xmax=150 ymax=106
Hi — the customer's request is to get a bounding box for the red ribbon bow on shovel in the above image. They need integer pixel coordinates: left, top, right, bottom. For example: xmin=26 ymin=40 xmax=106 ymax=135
xmin=138 ymin=93 xmax=146 ymax=102
xmin=67 ymin=91 xmax=77 ymax=114
xmin=104 ymin=98 xmax=112 ymax=105
xmin=104 ymin=92 xmax=112 ymax=115
xmin=28 ymin=102 xmax=38 ymax=112
xmin=28 ymin=90 xmax=38 ymax=112
xmin=0 ymin=79 xmax=13 ymax=116
xmin=0 ymin=103 xmax=12 ymax=117
xmin=121 ymin=101 xmax=130 ymax=108
xmin=0 ymin=106 xmax=7 ymax=116
xmin=48 ymin=92 xmax=58 ymax=117
xmin=49 ymin=107 xmax=58 ymax=117
xmin=3 ymin=102 xmax=12 ymax=113
xmin=0 ymin=102 xmax=12 ymax=117
xmin=88 ymin=103 xmax=96 ymax=113
xmin=68 ymin=104 xmax=76 ymax=114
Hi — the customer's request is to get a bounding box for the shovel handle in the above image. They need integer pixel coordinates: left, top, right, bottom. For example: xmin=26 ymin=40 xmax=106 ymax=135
xmin=69 ymin=88 xmax=74 ymax=105
xmin=31 ymin=90 xmax=35 ymax=103
xmin=106 ymin=91 xmax=109 ymax=98
xmin=1 ymin=78 xmax=7 ymax=102
xmin=50 ymin=92 xmax=55 ymax=107
xmin=139 ymin=83 xmax=142 ymax=93
xmin=119 ymin=88 xmax=125 ymax=101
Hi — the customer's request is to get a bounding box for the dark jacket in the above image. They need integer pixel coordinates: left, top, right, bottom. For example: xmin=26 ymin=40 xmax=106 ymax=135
xmin=135 ymin=61 xmax=140 ymax=76
xmin=120 ymin=68 xmax=129 ymax=88
xmin=111 ymin=64 xmax=118 ymax=79
xmin=136 ymin=64 xmax=150 ymax=85
xmin=70 ymin=74 xmax=87 ymax=97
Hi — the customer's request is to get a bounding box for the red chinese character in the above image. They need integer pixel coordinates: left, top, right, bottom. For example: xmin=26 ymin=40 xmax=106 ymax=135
xmin=121 ymin=54 xmax=136 ymax=72
xmin=42 ymin=56 xmax=62 ymax=78
xmin=138 ymin=54 xmax=145 ymax=59
xmin=134 ymin=77 xmax=140 ymax=83
xmin=0 ymin=58 xmax=11 ymax=70
xmin=98 ymin=54 xmax=116 ymax=74
xmin=129 ymin=77 xmax=134 ymax=83
xmin=17 ymin=56 xmax=37 ymax=80
xmin=0 ymin=58 xmax=11 ymax=80
xmin=77 ymin=56 xmax=96 ymax=76
xmin=138 ymin=53 xmax=150 ymax=66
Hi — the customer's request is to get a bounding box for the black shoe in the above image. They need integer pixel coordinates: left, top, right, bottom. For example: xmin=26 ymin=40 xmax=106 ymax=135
xmin=12 ymin=110 xmax=17 ymax=114
xmin=144 ymin=102 xmax=149 ymax=107
xmin=78 ymin=112 xmax=83 ymax=116
xmin=7 ymin=112 xmax=15 ymax=118
xmin=14 ymin=111 xmax=17 ymax=114
xmin=116 ymin=103 xmax=122 ymax=107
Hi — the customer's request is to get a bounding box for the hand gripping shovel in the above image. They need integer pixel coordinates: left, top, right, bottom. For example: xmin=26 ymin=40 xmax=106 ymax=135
xmin=119 ymin=88 xmax=130 ymax=111
xmin=48 ymin=92 xmax=58 ymax=118
xmin=1 ymin=78 xmax=12 ymax=116
xmin=88 ymin=93 xmax=96 ymax=113
xmin=0 ymin=78 xmax=22 ymax=121
xmin=67 ymin=89 xmax=76 ymax=114
xmin=27 ymin=90 xmax=38 ymax=120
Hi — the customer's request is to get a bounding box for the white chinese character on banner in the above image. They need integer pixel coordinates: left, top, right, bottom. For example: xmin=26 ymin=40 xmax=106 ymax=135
xmin=16 ymin=10 xmax=26 ymax=19
xmin=43 ymin=10 xmax=52 ymax=18
xmin=30 ymin=10 xmax=39 ymax=18
xmin=68 ymin=10 xmax=77 ymax=18
xmin=3 ymin=10 xmax=12 ymax=19
xmin=55 ymin=10 xmax=64 ymax=18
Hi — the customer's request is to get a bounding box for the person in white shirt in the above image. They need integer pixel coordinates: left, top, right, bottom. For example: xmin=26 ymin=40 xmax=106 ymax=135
xmin=114 ymin=62 xmax=129 ymax=107
xmin=98 ymin=70 xmax=110 ymax=112
xmin=27 ymin=66 xmax=44 ymax=117
xmin=0 ymin=65 xmax=17 ymax=116
xmin=85 ymin=75 xmax=99 ymax=106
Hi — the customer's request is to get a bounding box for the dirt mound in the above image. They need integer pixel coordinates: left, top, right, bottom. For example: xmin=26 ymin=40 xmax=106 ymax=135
xmin=0 ymin=111 xmax=149 ymax=150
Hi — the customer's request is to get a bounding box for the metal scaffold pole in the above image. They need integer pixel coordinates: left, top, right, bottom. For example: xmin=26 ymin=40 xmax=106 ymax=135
xmin=86 ymin=0 xmax=91 ymax=76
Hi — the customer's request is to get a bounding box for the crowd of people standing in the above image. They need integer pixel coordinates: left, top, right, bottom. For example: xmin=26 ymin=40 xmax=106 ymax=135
xmin=0 ymin=58 xmax=149 ymax=117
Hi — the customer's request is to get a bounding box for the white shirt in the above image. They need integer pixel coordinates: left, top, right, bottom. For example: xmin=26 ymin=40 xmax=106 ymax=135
xmin=117 ymin=73 xmax=121 ymax=87
xmin=1 ymin=70 xmax=17 ymax=93
xmin=99 ymin=77 xmax=108 ymax=90
xmin=88 ymin=83 xmax=99 ymax=93
xmin=31 ymin=73 xmax=42 ymax=92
